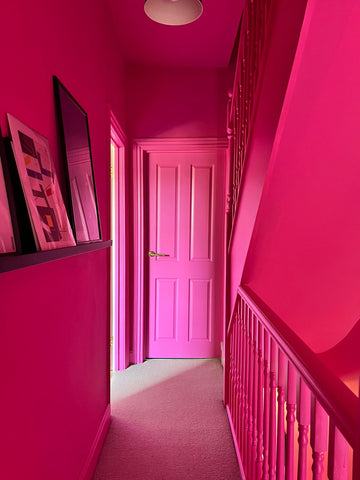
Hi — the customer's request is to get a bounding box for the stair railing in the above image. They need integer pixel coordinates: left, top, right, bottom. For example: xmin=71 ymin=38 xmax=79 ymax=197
xmin=225 ymin=287 xmax=359 ymax=480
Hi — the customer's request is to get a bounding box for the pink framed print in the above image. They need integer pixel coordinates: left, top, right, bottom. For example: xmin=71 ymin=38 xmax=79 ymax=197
xmin=7 ymin=114 xmax=75 ymax=251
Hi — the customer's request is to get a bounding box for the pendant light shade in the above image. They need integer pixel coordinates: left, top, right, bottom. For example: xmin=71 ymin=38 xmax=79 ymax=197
xmin=144 ymin=0 xmax=203 ymax=26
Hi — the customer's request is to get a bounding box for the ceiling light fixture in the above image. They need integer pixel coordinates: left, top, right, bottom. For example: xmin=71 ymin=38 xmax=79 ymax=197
xmin=144 ymin=0 xmax=203 ymax=26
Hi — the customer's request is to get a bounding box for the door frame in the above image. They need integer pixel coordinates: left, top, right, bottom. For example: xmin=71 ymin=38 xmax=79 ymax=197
xmin=132 ymin=137 xmax=228 ymax=364
xmin=110 ymin=112 xmax=128 ymax=371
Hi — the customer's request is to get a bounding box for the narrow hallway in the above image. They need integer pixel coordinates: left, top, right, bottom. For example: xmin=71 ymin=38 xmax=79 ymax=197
xmin=93 ymin=359 xmax=241 ymax=479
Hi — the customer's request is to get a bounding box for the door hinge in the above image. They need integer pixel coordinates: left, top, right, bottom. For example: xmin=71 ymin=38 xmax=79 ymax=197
xmin=110 ymin=335 xmax=114 ymax=347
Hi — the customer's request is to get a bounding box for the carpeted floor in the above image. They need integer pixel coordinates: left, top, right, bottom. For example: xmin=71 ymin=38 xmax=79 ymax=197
xmin=92 ymin=359 xmax=241 ymax=479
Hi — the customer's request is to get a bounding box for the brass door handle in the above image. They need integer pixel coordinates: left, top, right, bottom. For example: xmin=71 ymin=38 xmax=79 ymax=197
xmin=148 ymin=250 xmax=170 ymax=257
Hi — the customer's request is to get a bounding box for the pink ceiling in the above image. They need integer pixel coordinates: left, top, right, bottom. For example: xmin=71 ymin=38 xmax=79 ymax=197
xmin=105 ymin=0 xmax=244 ymax=68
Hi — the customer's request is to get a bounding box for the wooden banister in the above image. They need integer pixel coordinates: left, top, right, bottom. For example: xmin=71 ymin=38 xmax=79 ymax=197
xmin=239 ymin=286 xmax=358 ymax=447
xmin=225 ymin=288 xmax=359 ymax=479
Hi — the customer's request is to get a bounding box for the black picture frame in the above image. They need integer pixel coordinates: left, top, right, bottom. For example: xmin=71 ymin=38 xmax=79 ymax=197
xmin=53 ymin=76 xmax=101 ymax=244
xmin=0 ymin=128 xmax=19 ymax=255
xmin=1 ymin=135 xmax=36 ymax=255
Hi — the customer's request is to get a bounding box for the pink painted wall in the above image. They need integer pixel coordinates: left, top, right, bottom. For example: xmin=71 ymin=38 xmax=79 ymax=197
xmin=0 ymin=0 xmax=126 ymax=478
xmin=241 ymin=0 xmax=360 ymax=385
xmin=125 ymin=64 xmax=232 ymax=139
xmin=229 ymin=0 xmax=308 ymax=309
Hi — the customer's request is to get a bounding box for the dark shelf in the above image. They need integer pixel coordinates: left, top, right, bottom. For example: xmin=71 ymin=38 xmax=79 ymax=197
xmin=0 ymin=240 xmax=112 ymax=273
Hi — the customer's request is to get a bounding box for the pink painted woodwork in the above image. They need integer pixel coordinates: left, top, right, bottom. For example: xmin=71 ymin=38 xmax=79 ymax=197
xmin=285 ymin=363 xmax=297 ymax=480
xmin=263 ymin=328 xmax=271 ymax=480
xmin=244 ymin=306 xmax=251 ymax=474
xmin=256 ymin=322 xmax=264 ymax=480
xmin=310 ymin=400 xmax=328 ymax=480
xmin=225 ymin=288 xmax=359 ymax=480
xmin=269 ymin=338 xmax=277 ymax=480
xmin=277 ymin=349 xmax=286 ymax=480
xmin=297 ymin=379 xmax=311 ymax=480
xmin=241 ymin=303 xmax=248 ymax=456
xmin=147 ymin=146 xmax=226 ymax=358
xmin=133 ymin=139 xmax=228 ymax=363
xmin=251 ymin=316 xmax=259 ymax=480
xmin=110 ymin=116 xmax=129 ymax=371
xmin=328 ymin=421 xmax=349 ymax=480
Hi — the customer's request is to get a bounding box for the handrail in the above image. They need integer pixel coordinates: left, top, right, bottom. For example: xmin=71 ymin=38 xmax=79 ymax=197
xmin=227 ymin=288 xmax=241 ymax=336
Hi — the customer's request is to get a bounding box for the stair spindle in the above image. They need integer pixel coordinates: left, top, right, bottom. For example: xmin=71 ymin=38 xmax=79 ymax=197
xmin=276 ymin=349 xmax=286 ymax=480
xmin=269 ymin=338 xmax=278 ymax=480
xmin=241 ymin=303 xmax=247 ymax=457
xmin=297 ymin=378 xmax=311 ymax=480
xmin=256 ymin=321 xmax=264 ymax=480
xmin=251 ymin=316 xmax=259 ymax=480
xmin=247 ymin=310 xmax=254 ymax=477
xmin=243 ymin=305 xmax=250 ymax=469
xmin=285 ymin=362 xmax=297 ymax=480
xmin=239 ymin=300 xmax=245 ymax=456
xmin=263 ymin=329 xmax=271 ymax=480
xmin=328 ymin=420 xmax=349 ymax=480
xmin=311 ymin=398 xmax=328 ymax=480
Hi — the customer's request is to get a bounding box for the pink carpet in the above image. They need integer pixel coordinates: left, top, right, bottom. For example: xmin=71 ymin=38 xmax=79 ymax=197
xmin=92 ymin=359 xmax=241 ymax=479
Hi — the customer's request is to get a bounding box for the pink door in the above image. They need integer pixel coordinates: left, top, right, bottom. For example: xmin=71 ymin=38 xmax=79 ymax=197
xmin=147 ymin=150 xmax=225 ymax=358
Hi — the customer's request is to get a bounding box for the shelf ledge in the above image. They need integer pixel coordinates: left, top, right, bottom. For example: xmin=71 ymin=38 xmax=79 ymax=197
xmin=0 ymin=240 xmax=112 ymax=273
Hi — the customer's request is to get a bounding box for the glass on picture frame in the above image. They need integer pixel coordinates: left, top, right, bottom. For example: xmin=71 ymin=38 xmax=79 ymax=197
xmin=53 ymin=76 xmax=101 ymax=243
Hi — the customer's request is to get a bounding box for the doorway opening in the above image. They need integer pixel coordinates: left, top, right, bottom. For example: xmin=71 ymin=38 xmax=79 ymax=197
xmin=110 ymin=113 xmax=128 ymax=372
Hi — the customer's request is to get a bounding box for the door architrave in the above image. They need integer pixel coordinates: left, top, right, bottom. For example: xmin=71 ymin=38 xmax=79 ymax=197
xmin=132 ymin=137 xmax=228 ymax=364
xmin=110 ymin=112 xmax=128 ymax=371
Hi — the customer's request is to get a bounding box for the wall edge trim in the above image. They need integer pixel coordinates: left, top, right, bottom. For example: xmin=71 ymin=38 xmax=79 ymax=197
xmin=79 ymin=404 xmax=111 ymax=480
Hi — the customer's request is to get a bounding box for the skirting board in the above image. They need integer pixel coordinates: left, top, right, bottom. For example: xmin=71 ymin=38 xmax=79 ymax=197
xmin=226 ymin=404 xmax=246 ymax=480
xmin=79 ymin=404 xmax=111 ymax=480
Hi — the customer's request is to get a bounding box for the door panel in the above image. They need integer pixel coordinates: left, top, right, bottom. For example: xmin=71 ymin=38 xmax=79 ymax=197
xmin=147 ymin=150 xmax=225 ymax=358
xmin=189 ymin=279 xmax=211 ymax=341
xmin=155 ymin=278 xmax=178 ymax=340
xmin=190 ymin=165 xmax=213 ymax=261
xmin=156 ymin=165 xmax=179 ymax=259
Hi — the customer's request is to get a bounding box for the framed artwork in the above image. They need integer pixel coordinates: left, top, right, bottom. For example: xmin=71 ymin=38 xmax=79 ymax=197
xmin=0 ymin=128 xmax=16 ymax=254
xmin=53 ymin=76 xmax=101 ymax=243
xmin=7 ymin=114 xmax=76 ymax=251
